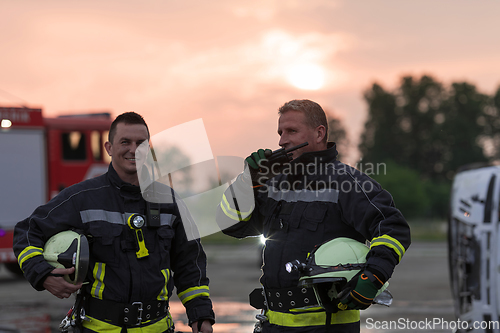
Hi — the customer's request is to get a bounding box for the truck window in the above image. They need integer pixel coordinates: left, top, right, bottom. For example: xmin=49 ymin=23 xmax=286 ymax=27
xmin=91 ymin=130 xmax=102 ymax=161
xmin=103 ymin=131 xmax=111 ymax=163
xmin=62 ymin=131 xmax=86 ymax=160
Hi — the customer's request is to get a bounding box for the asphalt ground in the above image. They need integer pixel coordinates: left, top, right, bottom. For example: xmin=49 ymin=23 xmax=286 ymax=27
xmin=0 ymin=240 xmax=454 ymax=333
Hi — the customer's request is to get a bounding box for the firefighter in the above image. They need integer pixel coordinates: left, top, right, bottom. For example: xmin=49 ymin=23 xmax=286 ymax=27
xmin=14 ymin=112 xmax=215 ymax=333
xmin=216 ymin=99 xmax=410 ymax=333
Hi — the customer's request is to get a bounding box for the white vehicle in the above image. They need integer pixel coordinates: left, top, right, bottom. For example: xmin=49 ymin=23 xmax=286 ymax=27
xmin=448 ymin=163 xmax=500 ymax=332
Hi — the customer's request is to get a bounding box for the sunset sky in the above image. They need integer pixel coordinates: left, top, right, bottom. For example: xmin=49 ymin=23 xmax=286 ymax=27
xmin=1 ymin=0 xmax=499 ymax=164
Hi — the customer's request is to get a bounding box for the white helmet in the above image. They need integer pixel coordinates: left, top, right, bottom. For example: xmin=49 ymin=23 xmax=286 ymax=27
xmin=43 ymin=230 xmax=89 ymax=285
xmin=286 ymin=237 xmax=391 ymax=311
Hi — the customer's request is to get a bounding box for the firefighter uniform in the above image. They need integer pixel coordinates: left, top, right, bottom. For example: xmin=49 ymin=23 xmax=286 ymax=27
xmin=14 ymin=164 xmax=215 ymax=332
xmin=217 ymin=143 xmax=410 ymax=333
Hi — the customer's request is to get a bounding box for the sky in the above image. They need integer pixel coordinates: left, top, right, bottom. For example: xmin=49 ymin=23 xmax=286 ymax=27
xmin=1 ymin=0 xmax=500 ymax=164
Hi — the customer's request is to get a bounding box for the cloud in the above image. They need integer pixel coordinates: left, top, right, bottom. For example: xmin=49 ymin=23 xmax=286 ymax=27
xmin=1 ymin=0 xmax=500 ymax=164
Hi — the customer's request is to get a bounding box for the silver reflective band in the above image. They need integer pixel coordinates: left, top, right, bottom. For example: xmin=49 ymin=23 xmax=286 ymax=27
xmin=80 ymin=209 xmax=174 ymax=227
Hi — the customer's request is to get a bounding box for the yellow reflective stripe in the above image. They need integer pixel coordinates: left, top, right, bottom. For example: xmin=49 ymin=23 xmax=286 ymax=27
xmin=289 ymin=306 xmax=324 ymax=313
xmin=157 ymin=269 xmax=170 ymax=301
xmin=221 ymin=193 xmax=252 ymax=222
xmin=83 ymin=313 xmax=174 ymax=332
xmin=266 ymin=309 xmax=359 ymax=326
xmin=82 ymin=316 xmax=122 ymax=332
xmin=128 ymin=313 xmax=173 ymax=333
xmin=18 ymin=246 xmax=43 ymax=269
xmin=370 ymin=235 xmax=406 ymax=261
xmin=91 ymin=262 xmax=106 ymax=299
xmin=178 ymin=286 xmax=210 ymax=304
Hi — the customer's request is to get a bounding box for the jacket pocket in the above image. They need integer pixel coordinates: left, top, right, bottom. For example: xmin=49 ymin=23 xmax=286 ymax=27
xmin=301 ymin=202 xmax=328 ymax=231
xmin=157 ymin=227 xmax=175 ymax=265
xmin=88 ymin=222 xmax=122 ymax=265
xmin=157 ymin=227 xmax=175 ymax=251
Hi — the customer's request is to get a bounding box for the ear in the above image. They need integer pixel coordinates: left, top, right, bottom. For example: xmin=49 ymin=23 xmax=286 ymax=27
xmin=316 ymin=125 xmax=326 ymax=144
xmin=104 ymin=141 xmax=112 ymax=157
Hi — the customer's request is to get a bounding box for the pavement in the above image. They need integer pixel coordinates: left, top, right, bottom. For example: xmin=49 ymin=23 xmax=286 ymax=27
xmin=0 ymin=240 xmax=455 ymax=333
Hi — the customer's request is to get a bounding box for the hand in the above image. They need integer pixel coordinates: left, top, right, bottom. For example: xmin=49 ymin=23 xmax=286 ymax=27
xmin=192 ymin=320 xmax=213 ymax=333
xmin=337 ymin=270 xmax=384 ymax=311
xmin=245 ymin=149 xmax=272 ymax=170
xmin=244 ymin=149 xmax=272 ymax=186
xmin=43 ymin=267 xmax=82 ymax=299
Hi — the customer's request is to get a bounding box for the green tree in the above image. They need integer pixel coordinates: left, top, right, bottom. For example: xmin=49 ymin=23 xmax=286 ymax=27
xmin=359 ymin=75 xmax=496 ymax=218
xmin=359 ymin=83 xmax=400 ymax=165
xmin=359 ymin=75 xmax=491 ymax=182
xmin=439 ymin=82 xmax=490 ymax=177
xmin=326 ymin=113 xmax=349 ymax=160
xmin=480 ymin=86 xmax=500 ymax=160
xmin=371 ymin=160 xmax=429 ymax=219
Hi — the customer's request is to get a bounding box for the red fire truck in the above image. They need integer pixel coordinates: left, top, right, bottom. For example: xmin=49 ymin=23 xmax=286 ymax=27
xmin=0 ymin=106 xmax=112 ymax=275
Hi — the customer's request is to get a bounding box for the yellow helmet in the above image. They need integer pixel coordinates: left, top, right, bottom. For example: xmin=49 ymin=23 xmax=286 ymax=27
xmin=43 ymin=230 xmax=89 ymax=285
xmin=286 ymin=237 xmax=390 ymax=311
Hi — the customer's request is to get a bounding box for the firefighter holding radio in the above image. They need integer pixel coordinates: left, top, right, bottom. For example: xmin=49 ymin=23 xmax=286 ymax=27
xmin=217 ymin=99 xmax=411 ymax=333
xmin=14 ymin=112 xmax=214 ymax=333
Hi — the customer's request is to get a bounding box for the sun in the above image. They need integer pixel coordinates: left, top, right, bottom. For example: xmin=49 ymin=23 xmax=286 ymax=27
xmin=286 ymin=63 xmax=326 ymax=90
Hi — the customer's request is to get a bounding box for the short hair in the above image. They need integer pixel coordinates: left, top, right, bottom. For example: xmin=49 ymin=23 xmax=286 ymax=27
xmin=108 ymin=112 xmax=150 ymax=143
xmin=278 ymin=99 xmax=328 ymax=143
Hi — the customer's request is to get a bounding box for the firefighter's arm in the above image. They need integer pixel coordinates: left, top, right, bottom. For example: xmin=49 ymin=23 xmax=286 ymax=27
xmin=339 ymin=173 xmax=411 ymax=281
xmin=170 ymin=213 xmax=215 ymax=327
xmin=14 ymin=215 xmax=63 ymax=290
xmin=363 ymin=186 xmax=410 ymax=281
xmin=13 ymin=188 xmax=85 ymax=290
xmin=216 ymin=172 xmax=264 ymax=238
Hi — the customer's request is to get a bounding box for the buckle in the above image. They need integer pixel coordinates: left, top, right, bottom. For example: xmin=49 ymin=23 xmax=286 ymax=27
xmin=132 ymin=302 xmax=144 ymax=325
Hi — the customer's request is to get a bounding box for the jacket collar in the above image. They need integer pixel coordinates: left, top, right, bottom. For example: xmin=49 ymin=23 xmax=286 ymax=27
xmin=290 ymin=142 xmax=338 ymax=168
xmin=107 ymin=163 xmax=142 ymax=195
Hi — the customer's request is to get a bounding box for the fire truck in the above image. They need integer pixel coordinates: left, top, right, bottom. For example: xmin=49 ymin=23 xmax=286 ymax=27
xmin=0 ymin=106 xmax=112 ymax=275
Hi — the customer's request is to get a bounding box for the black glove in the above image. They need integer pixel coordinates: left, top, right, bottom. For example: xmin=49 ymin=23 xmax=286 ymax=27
xmin=244 ymin=149 xmax=272 ymax=186
xmin=337 ymin=270 xmax=385 ymax=311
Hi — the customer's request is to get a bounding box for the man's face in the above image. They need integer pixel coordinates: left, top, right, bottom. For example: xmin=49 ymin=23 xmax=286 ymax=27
xmin=105 ymin=122 xmax=149 ymax=184
xmin=277 ymin=110 xmax=326 ymax=159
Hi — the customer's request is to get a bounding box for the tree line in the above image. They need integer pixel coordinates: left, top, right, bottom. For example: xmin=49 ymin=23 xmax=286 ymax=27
xmin=329 ymin=75 xmax=500 ymax=219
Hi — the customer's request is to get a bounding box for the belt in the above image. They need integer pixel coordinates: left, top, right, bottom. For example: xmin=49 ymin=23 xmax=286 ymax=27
xmin=249 ymin=286 xmax=318 ymax=311
xmin=86 ymin=297 xmax=169 ymax=326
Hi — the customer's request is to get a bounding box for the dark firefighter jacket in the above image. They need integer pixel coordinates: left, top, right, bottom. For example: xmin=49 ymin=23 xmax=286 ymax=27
xmin=13 ymin=164 xmax=214 ymax=326
xmin=216 ymin=143 xmax=411 ymax=329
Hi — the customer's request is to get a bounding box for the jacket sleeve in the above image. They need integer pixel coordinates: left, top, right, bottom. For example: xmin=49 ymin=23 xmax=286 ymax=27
xmin=338 ymin=171 xmax=411 ymax=281
xmin=215 ymin=173 xmax=263 ymax=238
xmin=170 ymin=199 xmax=215 ymax=326
xmin=13 ymin=187 xmax=84 ymax=290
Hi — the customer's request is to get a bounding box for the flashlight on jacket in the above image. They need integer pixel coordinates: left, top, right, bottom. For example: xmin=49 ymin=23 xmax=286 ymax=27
xmin=127 ymin=214 xmax=149 ymax=258
xmin=285 ymin=259 xmax=307 ymax=273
